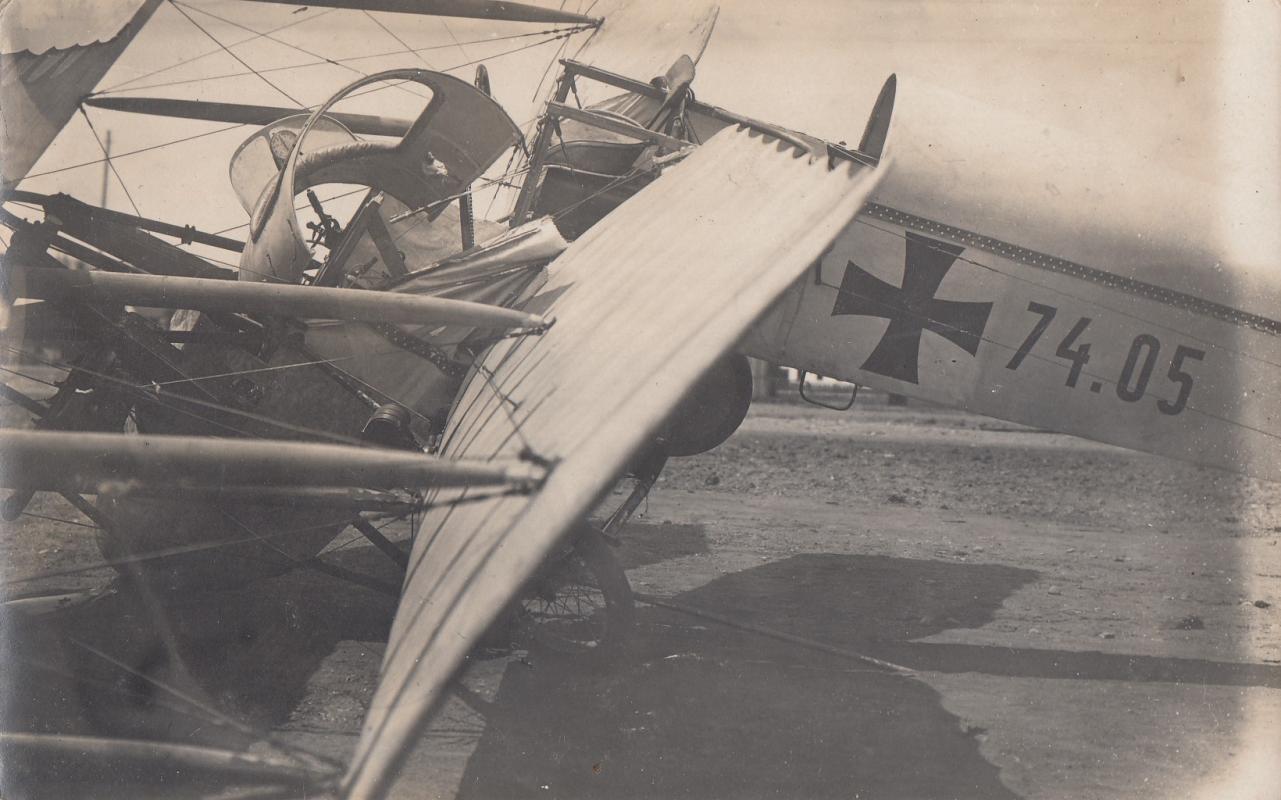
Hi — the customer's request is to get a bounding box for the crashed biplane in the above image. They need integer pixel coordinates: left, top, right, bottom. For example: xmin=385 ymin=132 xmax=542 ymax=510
xmin=0 ymin=0 xmax=1277 ymax=798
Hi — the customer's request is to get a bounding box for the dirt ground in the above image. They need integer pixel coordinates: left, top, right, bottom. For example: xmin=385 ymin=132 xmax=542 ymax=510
xmin=3 ymin=392 xmax=1280 ymax=799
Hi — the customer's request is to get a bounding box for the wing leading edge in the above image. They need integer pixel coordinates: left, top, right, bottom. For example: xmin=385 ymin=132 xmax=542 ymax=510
xmin=341 ymin=125 xmax=888 ymax=798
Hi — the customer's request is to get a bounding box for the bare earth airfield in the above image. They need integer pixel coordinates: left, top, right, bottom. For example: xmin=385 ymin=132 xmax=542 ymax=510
xmin=5 ymin=387 xmax=1280 ymax=798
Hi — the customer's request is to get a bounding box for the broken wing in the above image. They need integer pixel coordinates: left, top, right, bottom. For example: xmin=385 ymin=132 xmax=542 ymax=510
xmin=341 ymin=125 xmax=888 ymax=799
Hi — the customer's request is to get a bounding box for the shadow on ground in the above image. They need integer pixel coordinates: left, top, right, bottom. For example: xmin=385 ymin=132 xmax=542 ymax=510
xmin=0 ymin=546 xmax=400 ymax=798
xmin=614 ymin=521 xmax=709 ymax=570
xmin=457 ymin=551 xmax=1037 ymax=800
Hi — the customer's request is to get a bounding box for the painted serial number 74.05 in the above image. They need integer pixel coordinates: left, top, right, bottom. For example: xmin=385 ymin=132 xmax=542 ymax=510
xmin=1004 ymin=301 xmax=1206 ymax=417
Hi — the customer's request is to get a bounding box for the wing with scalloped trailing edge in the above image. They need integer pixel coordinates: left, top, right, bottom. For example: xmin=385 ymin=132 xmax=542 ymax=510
xmin=0 ymin=0 xmax=162 ymax=188
xmin=341 ymin=124 xmax=888 ymax=798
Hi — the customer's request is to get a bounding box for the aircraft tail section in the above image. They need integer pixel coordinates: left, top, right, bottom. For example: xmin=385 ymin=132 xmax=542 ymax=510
xmin=742 ymin=77 xmax=1281 ymax=482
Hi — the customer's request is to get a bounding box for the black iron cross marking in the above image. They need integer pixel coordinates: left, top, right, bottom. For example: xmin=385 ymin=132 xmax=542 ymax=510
xmin=831 ymin=232 xmax=992 ymax=384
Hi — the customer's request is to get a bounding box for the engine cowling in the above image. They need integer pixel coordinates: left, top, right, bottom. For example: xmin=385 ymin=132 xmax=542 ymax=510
xmin=659 ymin=353 xmax=754 ymax=457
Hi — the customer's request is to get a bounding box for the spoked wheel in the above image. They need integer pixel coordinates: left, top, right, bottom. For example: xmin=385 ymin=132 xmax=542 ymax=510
xmin=513 ymin=527 xmax=633 ymax=661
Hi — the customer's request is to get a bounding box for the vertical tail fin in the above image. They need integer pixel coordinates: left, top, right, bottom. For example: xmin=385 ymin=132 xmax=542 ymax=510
xmin=858 ymin=74 xmax=897 ymax=163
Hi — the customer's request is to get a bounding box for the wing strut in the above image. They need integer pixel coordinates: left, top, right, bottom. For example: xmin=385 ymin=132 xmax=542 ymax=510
xmin=6 ymin=265 xmax=551 ymax=330
xmin=82 ymin=96 xmax=414 ymax=138
xmin=1 ymin=430 xmax=545 ymax=495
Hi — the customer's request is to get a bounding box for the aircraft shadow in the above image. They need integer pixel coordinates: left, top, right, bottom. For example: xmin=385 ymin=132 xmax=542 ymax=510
xmin=667 ymin=552 xmax=1281 ymax=690
xmin=457 ymin=552 xmax=1035 ymax=800
xmin=2 ymin=545 xmax=401 ymax=744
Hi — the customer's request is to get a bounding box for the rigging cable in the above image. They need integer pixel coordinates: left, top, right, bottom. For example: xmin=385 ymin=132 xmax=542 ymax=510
xmin=440 ymin=18 xmax=470 ymax=61
xmin=2 ymin=487 xmax=526 ymax=593
xmin=34 ymin=30 xmax=586 ymax=184
xmin=67 ymin=636 xmax=340 ymax=771
xmin=168 ymin=0 xmax=306 ymax=108
xmin=174 ymin=1 xmax=431 ymax=103
xmin=18 ymin=510 xmax=100 ymax=530
xmin=5 ymin=344 xmax=355 ymax=445
xmin=364 ymin=10 xmax=434 ymax=69
xmin=78 ymin=108 xmax=142 ymax=217
xmin=97 ymin=6 xmax=338 ymax=94
xmin=88 ymin=24 xmax=592 ymax=98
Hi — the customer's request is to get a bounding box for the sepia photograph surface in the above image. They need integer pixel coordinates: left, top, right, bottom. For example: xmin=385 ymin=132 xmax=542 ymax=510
xmin=1 ymin=1 xmax=1278 ymax=798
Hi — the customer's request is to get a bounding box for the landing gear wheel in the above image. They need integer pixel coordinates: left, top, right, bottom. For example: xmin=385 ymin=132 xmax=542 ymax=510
xmin=514 ymin=527 xmax=633 ymax=662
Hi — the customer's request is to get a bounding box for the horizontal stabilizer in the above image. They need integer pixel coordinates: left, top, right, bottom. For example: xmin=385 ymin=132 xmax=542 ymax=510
xmin=239 ymin=0 xmax=599 ymax=25
xmin=83 ymin=96 xmax=413 ymax=138
xmin=0 ymin=430 xmax=545 ymax=494
xmin=6 ymin=266 xmax=550 ymax=329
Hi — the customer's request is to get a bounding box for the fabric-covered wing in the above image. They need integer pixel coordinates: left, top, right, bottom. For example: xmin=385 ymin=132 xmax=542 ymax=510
xmin=341 ymin=127 xmax=886 ymax=798
xmin=569 ymin=0 xmax=718 ymax=95
xmin=0 ymin=0 xmax=161 ymax=188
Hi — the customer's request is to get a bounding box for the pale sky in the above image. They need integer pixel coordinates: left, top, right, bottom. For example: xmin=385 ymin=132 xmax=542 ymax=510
xmin=10 ymin=0 xmax=1276 ymax=242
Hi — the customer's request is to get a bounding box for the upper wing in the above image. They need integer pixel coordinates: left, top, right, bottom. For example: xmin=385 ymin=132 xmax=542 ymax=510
xmin=0 ymin=0 xmax=162 ymax=188
xmin=564 ymin=0 xmax=719 ymax=106
xmin=341 ymin=126 xmax=887 ymax=798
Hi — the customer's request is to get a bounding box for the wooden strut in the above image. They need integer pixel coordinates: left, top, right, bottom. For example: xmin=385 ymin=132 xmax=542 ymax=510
xmin=544 ymin=102 xmax=690 ymax=154
xmin=0 ymin=732 xmax=330 ymax=786
xmin=511 ymin=71 xmax=575 ymax=225
xmin=7 ymin=265 xmax=550 ymax=330
xmin=1 ymin=429 xmax=546 ymax=494
xmin=8 ymin=189 xmax=247 ymax=253
xmin=558 ymin=58 xmax=882 ymax=168
xmin=352 ymin=517 xmax=410 ymax=570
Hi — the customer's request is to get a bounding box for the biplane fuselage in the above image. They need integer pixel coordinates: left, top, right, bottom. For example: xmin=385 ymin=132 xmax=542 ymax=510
xmin=742 ymin=77 xmax=1280 ymax=482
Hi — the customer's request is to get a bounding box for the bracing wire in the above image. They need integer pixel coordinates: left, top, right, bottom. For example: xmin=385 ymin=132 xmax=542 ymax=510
xmin=1 ymin=483 xmax=526 ymax=593
xmin=364 ymin=10 xmax=434 ymax=69
xmin=173 ymin=0 xmax=432 ymax=104
xmin=97 ymin=6 xmax=340 ymax=94
xmin=30 ymin=32 xmax=584 ymax=184
xmin=440 ymin=18 xmax=470 ymax=61
xmin=78 ymin=108 xmax=142 ymax=217
xmin=89 ymin=24 xmax=591 ymax=98
xmin=470 ymin=360 xmax=536 ymax=455
xmin=4 ymin=344 xmax=358 ymax=445
xmin=18 ymin=510 xmax=101 ymax=531
xmin=0 ymin=513 xmax=356 ymax=589
xmin=0 ymin=364 xmax=63 ymax=388
xmin=168 ymin=0 xmax=306 ymax=108
xmin=67 ymin=637 xmax=340 ymax=771
xmin=211 ymin=186 xmax=368 ymax=236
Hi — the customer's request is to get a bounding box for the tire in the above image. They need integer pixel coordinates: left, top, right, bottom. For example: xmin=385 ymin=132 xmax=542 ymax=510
xmin=513 ymin=528 xmax=634 ymax=661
